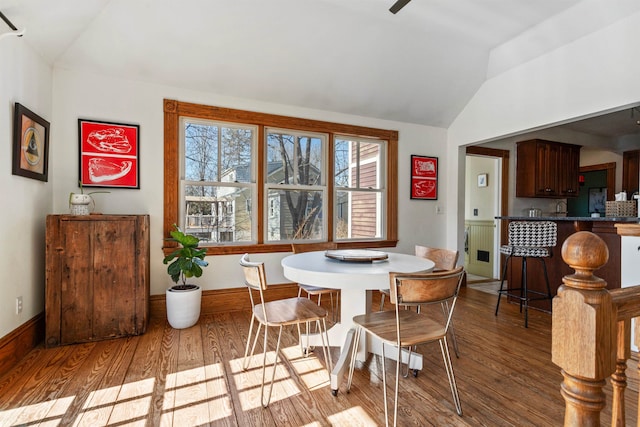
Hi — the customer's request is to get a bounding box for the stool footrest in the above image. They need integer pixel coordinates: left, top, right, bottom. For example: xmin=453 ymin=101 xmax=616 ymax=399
xmin=498 ymin=288 xmax=551 ymax=301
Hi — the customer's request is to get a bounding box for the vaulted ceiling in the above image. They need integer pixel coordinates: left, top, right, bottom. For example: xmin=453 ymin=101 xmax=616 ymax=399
xmin=1 ymin=0 xmax=638 ymax=131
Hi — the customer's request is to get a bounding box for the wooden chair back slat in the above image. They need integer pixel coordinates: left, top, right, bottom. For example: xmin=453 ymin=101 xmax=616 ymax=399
xmin=389 ymin=266 xmax=464 ymax=307
xmin=239 ymin=253 xmax=268 ymax=292
xmin=415 ymin=245 xmax=459 ymax=271
xmin=291 ymin=242 xmax=338 ymax=254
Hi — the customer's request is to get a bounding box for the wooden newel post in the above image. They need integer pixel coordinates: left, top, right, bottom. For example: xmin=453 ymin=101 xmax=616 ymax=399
xmin=552 ymin=231 xmax=616 ymax=427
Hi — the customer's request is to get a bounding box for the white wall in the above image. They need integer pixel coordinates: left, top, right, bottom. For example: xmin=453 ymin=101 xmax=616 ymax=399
xmin=446 ymin=10 xmax=640 ymax=252
xmin=50 ymin=68 xmax=449 ymax=297
xmin=0 ymin=37 xmax=53 ymax=338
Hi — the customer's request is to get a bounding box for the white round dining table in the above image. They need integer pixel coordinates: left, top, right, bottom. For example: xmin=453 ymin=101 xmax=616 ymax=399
xmin=281 ymin=250 xmax=434 ymax=394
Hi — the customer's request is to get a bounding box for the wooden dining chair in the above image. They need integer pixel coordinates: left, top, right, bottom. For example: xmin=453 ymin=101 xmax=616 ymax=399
xmin=379 ymin=246 xmax=461 ymax=359
xmin=348 ymin=266 xmax=465 ymax=426
xmin=291 ymin=242 xmax=340 ymax=323
xmin=239 ymin=253 xmax=333 ymax=407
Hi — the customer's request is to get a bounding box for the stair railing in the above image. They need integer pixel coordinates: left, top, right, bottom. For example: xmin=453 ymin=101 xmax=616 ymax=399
xmin=552 ymin=230 xmax=640 ymax=426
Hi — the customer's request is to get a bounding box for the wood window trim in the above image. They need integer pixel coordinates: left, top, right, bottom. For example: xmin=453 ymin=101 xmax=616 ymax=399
xmin=163 ymin=99 xmax=399 ymax=255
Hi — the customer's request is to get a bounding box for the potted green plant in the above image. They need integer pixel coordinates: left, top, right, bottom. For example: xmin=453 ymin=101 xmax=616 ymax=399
xmin=69 ymin=181 xmax=109 ymax=215
xmin=163 ymin=225 xmax=209 ymax=329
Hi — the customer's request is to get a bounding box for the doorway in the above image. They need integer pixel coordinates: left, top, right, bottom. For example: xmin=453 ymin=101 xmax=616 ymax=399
xmin=465 ymin=146 xmax=510 ymax=283
xmin=567 ymin=162 xmax=616 ymax=216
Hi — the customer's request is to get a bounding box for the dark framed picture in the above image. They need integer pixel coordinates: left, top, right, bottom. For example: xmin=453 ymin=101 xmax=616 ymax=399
xmin=410 ymin=155 xmax=438 ymax=200
xmin=12 ymin=103 xmax=50 ymax=182
xmin=78 ymin=119 xmax=140 ymax=189
xmin=588 ymin=187 xmax=606 ymax=214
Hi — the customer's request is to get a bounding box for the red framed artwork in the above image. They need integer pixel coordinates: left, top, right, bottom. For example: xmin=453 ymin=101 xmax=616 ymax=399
xmin=78 ymin=119 xmax=140 ymax=189
xmin=410 ymin=155 xmax=437 ymax=200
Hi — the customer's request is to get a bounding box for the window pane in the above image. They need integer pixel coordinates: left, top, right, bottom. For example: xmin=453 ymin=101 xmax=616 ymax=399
xmin=266 ymin=189 xmax=324 ymax=241
xmin=266 ymin=131 xmax=323 ymax=185
xmin=335 ymin=190 xmax=382 ymax=239
xmin=221 ymin=127 xmax=253 ymax=183
xmin=184 ymin=122 xmax=218 ymax=181
xmin=334 ymin=138 xmax=382 ymax=189
xmin=334 ymin=139 xmax=350 ymax=187
xmin=184 ymin=184 xmax=252 ymax=244
xmin=360 ymin=142 xmax=381 ymax=189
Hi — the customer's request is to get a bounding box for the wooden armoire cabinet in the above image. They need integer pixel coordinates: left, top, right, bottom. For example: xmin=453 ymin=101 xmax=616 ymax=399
xmin=45 ymin=214 xmax=150 ymax=347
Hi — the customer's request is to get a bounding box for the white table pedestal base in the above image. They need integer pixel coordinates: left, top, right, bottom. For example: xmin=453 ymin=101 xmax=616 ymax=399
xmin=282 ymin=251 xmax=433 ymax=395
xmin=302 ymin=288 xmax=423 ymax=394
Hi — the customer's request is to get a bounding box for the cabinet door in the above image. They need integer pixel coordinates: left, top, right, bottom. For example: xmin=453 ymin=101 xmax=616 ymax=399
xmin=91 ymin=219 xmax=138 ymax=340
xmin=623 ymin=150 xmax=640 ymax=195
xmin=59 ymin=220 xmax=94 ymax=344
xmin=59 ymin=217 xmax=138 ymax=344
xmin=535 ymin=142 xmax=559 ymax=196
xmin=559 ymin=145 xmax=580 ymax=197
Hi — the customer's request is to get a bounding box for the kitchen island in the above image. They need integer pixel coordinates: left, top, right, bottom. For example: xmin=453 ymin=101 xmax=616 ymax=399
xmin=495 ymin=216 xmax=640 ymax=312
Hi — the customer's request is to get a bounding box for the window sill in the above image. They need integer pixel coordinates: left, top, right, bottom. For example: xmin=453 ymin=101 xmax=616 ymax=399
xmin=162 ymin=240 xmax=399 ymax=256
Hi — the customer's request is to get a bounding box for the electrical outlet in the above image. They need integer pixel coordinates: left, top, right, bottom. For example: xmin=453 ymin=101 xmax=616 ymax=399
xmin=16 ymin=296 xmax=23 ymax=314
xmin=473 ymin=208 xmax=478 ymax=216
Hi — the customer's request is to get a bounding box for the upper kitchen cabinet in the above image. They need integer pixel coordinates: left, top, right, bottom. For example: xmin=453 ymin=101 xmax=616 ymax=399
xmin=516 ymin=140 xmax=581 ymax=198
xmin=623 ymin=149 xmax=639 ymax=195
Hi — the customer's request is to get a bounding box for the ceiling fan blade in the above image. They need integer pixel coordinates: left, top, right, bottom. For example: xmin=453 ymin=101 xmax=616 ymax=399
xmin=389 ymin=0 xmax=411 ymax=14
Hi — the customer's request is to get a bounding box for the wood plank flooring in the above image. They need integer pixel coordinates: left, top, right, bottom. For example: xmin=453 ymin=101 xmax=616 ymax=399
xmin=0 ymin=288 xmax=637 ymax=426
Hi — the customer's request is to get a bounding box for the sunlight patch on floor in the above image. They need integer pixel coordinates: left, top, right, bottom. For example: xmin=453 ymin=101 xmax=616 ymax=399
xmin=327 ymin=406 xmax=378 ymax=426
xmin=162 ymin=363 xmax=233 ymax=424
xmin=0 ymin=396 xmax=74 ymax=426
xmin=281 ymin=345 xmax=331 ymax=391
xmin=230 ymin=352 xmax=301 ymax=410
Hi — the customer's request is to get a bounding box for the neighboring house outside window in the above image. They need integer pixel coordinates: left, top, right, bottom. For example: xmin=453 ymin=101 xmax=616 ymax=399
xmin=163 ymin=99 xmax=398 ymax=255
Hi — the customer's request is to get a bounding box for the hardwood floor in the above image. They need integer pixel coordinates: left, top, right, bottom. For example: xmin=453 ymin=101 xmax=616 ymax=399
xmin=0 ymin=288 xmax=636 ymax=426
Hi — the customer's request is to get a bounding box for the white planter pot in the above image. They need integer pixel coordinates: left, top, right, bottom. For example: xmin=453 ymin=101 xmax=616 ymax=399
xmin=166 ymin=284 xmax=202 ymax=329
xmin=69 ymin=193 xmax=92 ymax=215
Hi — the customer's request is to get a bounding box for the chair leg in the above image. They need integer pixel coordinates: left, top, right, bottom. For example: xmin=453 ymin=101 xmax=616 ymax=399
xmin=439 ymin=336 xmax=462 ymax=416
xmin=495 ymin=254 xmax=511 ymax=316
xmin=522 ymin=257 xmax=528 ymax=327
xmin=401 ymin=346 xmax=414 ymax=378
xmin=539 ymin=257 xmax=552 ymax=300
xmin=378 ymin=341 xmax=390 ymax=427
xmin=261 ymin=325 xmax=285 ymax=408
xmin=347 ymin=327 xmax=363 ymax=391
xmin=243 ymin=316 xmax=262 ymax=370
xmin=441 ymin=301 xmax=460 ymax=358
xmin=318 ymin=318 xmax=333 ymax=372
xmin=297 ymin=321 xmax=313 ymax=357
xmin=379 ymin=292 xmax=386 ymax=311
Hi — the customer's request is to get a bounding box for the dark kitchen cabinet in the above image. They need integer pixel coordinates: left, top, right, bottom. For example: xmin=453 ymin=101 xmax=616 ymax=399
xmin=516 ymin=139 xmax=581 ymax=198
xmin=623 ymin=149 xmax=640 ymax=196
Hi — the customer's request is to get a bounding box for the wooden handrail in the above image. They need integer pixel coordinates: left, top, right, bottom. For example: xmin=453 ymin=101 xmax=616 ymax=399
xmin=552 ymin=231 xmax=640 ymax=426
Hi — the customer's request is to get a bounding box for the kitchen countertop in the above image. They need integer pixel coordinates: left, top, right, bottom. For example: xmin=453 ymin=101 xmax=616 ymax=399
xmin=495 ymin=216 xmax=640 ymax=222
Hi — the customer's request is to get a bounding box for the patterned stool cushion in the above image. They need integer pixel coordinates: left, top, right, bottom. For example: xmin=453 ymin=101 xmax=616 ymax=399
xmin=500 ymin=245 xmax=550 ymax=257
xmin=501 ymin=221 xmax=557 ymax=259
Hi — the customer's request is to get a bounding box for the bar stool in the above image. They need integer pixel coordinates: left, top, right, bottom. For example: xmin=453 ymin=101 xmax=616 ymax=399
xmin=494 ymin=221 xmax=557 ymax=327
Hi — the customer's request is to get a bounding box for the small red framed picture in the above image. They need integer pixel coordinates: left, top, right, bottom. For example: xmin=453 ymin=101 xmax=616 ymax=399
xmin=78 ymin=119 xmax=140 ymax=189
xmin=410 ymin=155 xmax=437 ymax=200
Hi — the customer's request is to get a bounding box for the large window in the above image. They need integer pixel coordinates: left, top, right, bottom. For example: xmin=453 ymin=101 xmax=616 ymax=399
xmin=266 ymin=128 xmax=326 ymax=242
xmin=335 ymin=137 xmax=386 ymax=240
xmin=164 ymin=99 xmax=398 ymax=255
xmin=181 ymin=118 xmax=256 ymax=244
